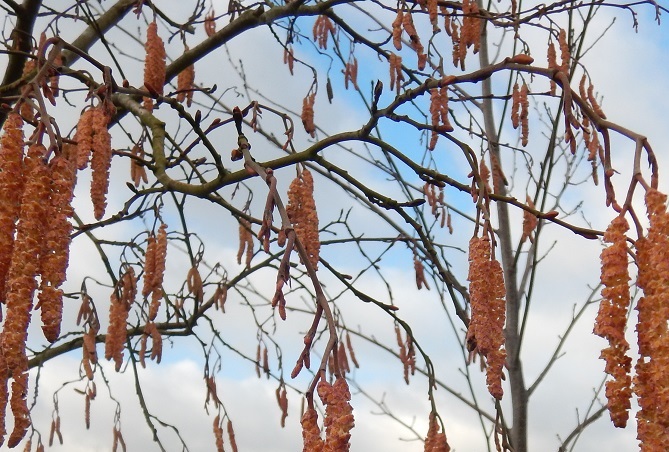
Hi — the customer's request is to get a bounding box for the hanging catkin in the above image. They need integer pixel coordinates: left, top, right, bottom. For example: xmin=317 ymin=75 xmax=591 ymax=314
xmin=595 ymin=215 xmax=632 ymax=428
xmin=287 ymin=169 xmax=320 ymax=270
xmin=143 ymin=20 xmax=166 ymax=111
xmin=466 ymin=236 xmax=507 ymax=399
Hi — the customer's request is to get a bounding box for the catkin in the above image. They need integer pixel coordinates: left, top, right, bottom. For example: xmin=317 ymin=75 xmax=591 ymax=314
xmin=74 ymin=108 xmax=96 ymax=170
xmin=90 ymin=107 xmax=113 ymax=220
xmin=558 ymin=28 xmax=570 ymax=75
xmin=317 ymin=377 xmax=355 ymax=451
xmin=105 ymin=268 xmax=136 ymax=371
xmin=176 ymin=45 xmax=195 ymax=107
xmin=7 ymin=370 xmax=29 ymax=447
xmin=519 ymin=83 xmax=529 ymax=147
xmin=428 ymin=84 xmax=453 ymax=151
xmin=313 ymin=16 xmax=335 ymax=50
xmin=237 ymin=219 xmax=254 ymax=267
xmin=466 ymin=236 xmax=507 ymax=399
xmin=595 ymin=216 xmax=632 ymax=428
xmin=301 ymin=408 xmax=324 ymax=451
xmin=2 ymin=144 xmax=50 ymax=374
xmin=0 ymin=113 xmax=25 ymax=303
xmin=547 ymin=40 xmax=558 ymax=95
xmin=301 ymin=93 xmax=316 ymax=138
xmin=634 ymin=189 xmax=669 ymax=450
xmin=520 ymin=196 xmax=538 ymax=244
xmin=287 ymin=169 xmax=320 ymax=270
xmin=143 ymin=21 xmax=166 ymax=111
xmin=424 ymin=412 xmax=450 ymax=452
xmin=148 ymin=224 xmax=167 ymax=319
xmin=388 ymin=53 xmax=404 ymax=94
xmin=38 ymin=151 xmax=77 ymax=342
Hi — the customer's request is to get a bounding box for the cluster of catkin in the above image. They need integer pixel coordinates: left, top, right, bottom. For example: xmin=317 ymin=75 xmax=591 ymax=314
xmin=547 ymin=29 xmax=570 ymax=95
xmin=0 ymin=113 xmax=78 ymax=447
xmin=594 ymin=216 xmax=632 ymax=428
xmin=213 ymin=415 xmax=238 ymax=452
xmin=451 ymin=0 xmax=481 ymax=69
xmin=632 ymin=189 xmax=669 ymax=450
xmin=143 ymin=20 xmax=166 ymax=112
xmin=388 ymin=53 xmax=404 ymax=94
xmin=392 ymin=7 xmax=427 ymax=70
xmin=313 ymin=16 xmax=336 ymax=50
xmin=466 ymin=235 xmax=507 ymax=400
xmin=286 ymin=168 xmax=320 ymax=270
xmin=74 ymin=105 xmax=113 ymax=220
xmin=424 ymin=182 xmax=452 ymax=232
xmin=301 ymin=377 xmax=355 ymax=451
xmin=428 ymin=80 xmax=454 ymax=150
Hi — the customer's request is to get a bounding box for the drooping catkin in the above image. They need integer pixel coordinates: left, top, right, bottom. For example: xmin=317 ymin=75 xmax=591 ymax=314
xmin=0 ymin=113 xmax=25 ymax=303
xmin=634 ymin=189 xmax=669 ymax=450
xmin=105 ymin=268 xmax=136 ymax=371
xmin=38 ymin=151 xmax=77 ymax=343
xmin=176 ymin=45 xmax=195 ymax=107
xmin=388 ymin=53 xmax=404 ymax=94
xmin=301 ymin=408 xmax=324 ymax=451
xmin=558 ymin=28 xmax=570 ymax=76
xmin=313 ymin=16 xmax=336 ymax=50
xmin=227 ymin=419 xmax=238 ymax=452
xmin=511 ymin=83 xmax=520 ymax=129
xmin=7 ymin=370 xmax=30 ymax=448
xmin=519 ymin=83 xmax=529 ymax=147
xmin=428 ymin=82 xmax=453 ymax=151
xmin=391 ymin=8 xmax=403 ymax=50
xmin=595 ymin=216 xmax=632 ymax=428
xmin=74 ymin=108 xmax=96 ymax=170
xmin=301 ymin=93 xmax=316 ymax=138
xmin=90 ymin=107 xmax=113 ymax=220
xmin=317 ymin=377 xmax=355 ymax=451
xmin=466 ymin=236 xmax=507 ymax=399
xmin=520 ymin=195 xmax=538 ymax=244
xmin=2 ymin=144 xmax=50 ymax=375
xmin=287 ymin=169 xmax=320 ymax=270
xmin=547 ymin=40 xmax=558 ymax=95
xmin=213 ymin=414 xmax=224 ymax=452
xmin=143 ymin=20 xmax=166 ymax=111
xmin=424 ymin=412 xmax=450 ymax=452
xmin=457 ymin=0 xmax=481 ymax=69
xmin=237 ymin=218 xmax=254 ymax=267
xmin=148 ymin=224 xmax=167 ymax=319
xmin=204 ymin=9 xmax=216 ymax=37
xmin=0 ymin=352 xmax=7 ymax=445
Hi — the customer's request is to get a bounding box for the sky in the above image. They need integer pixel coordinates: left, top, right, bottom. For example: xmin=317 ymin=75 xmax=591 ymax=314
xmin=2 ymin=1 xmax=669 ymax=451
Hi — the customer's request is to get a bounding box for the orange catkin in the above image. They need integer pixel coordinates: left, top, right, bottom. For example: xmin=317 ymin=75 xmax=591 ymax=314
xmin=287 ymin=169 xmax=320 ymax=270
xmin=634 ymin=189 xmax=669 ymax=450
xmin=301 ymin=408 xmax=324 ymax=451
xmin=301 ymin=93 xmax=316 ymax=138
xmin=176 ymin=45 xmax=195 ymax=107
xmin=595 ymin=216 xmax=632 ymax=428
xmin=317 ymin=377 xmax=355 ymax=451
xmin=2 ymin=144 xmax=50 ymax=374
xmin=466 ymin=236 xmax=507 ymax=399
xmin=0 ymin=113 xmax=25 ymax=303
xmin=90 ymin=107 xmax=112 ymax=220
xmin=424 ymin=412 xmax=450 ymax=452
xmin=74 ymin=108 xmax=96 ymax=169
xmin=38 ymin=151 xmax=77 ymax=343
xmin=143 ymin=21 xmax=166 ymax=111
